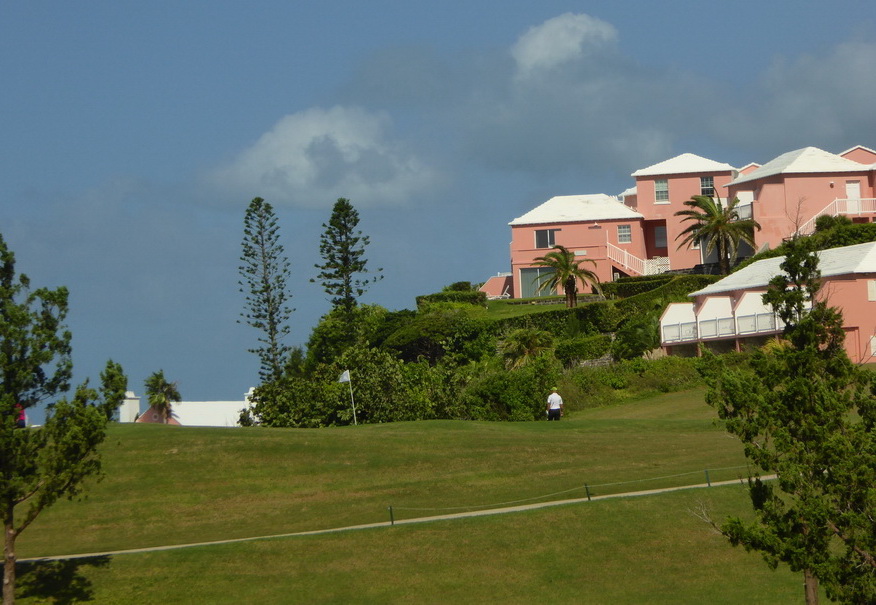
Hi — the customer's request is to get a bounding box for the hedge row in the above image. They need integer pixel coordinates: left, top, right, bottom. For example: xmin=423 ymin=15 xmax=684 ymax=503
xmin=416 ymin=290 xmax=487 ymax=307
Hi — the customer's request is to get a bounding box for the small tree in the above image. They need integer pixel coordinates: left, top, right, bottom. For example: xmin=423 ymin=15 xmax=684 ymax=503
xmin=674 ymin=195 xmax=761 ymax=274
xmin=144 ymin=370 xmax=181 ymax=424
xmin=313 ymin=198 xmax=383 ymax=317
xmin=703 ymin=237 xmax=876 ymax=604
xmin=0 ymin=234 xmax=126 ymax=605
xmin=532 ymin=245 xmax=601 ymax=308
xmin=239 ymin=197 xmax=294 ymax=384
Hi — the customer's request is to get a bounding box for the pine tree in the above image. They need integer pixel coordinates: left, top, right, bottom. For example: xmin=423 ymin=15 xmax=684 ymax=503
xmin=313 ymin=198 xmax=383 ymax=317
xmin=239 ymin=197 xmax=294 ymax=384
xmin=703 ymin=237 xmax=876 ymax=604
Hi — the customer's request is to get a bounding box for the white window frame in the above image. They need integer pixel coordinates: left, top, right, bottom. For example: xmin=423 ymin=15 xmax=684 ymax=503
xmin=617 ymin=224 xmax=632 ymax=244
xmin=655 ymin=179 xmax=669 ymax=203
xmin=534 ymin=229 xmax=559 ymax=249
xmin=700 ymin=176 xmax=715 ymax=197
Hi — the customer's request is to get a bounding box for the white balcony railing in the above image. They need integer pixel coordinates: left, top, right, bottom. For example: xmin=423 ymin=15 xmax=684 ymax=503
xmin=606 ymin=242 xmax=670 ymax=276
xmin=662 ymin=312 xmax=785 ymax=345
xmin=796 ymin=198 xmax=876 ymax=236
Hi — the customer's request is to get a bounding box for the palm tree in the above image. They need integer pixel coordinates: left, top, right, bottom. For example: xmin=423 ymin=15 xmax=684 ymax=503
xmin=532 ymin=245 xmax=601 ymax=308
xmin=674 ymin=195 xmax=761 ymax=275
xmin=144 ymin=370 xmax=181 ymax=424
xmin=498 ymin=328 xmax=554 ymax=369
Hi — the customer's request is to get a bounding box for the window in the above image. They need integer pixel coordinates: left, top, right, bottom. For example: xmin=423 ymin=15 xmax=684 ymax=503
xmin=869 ymin=280 xmax=876 ymax=302
xmin=617 ymin=224 xmax=632 ymax=244
xmin=655 ymin=179 xmax=669 ymax=202
xmin=700 ymin=176 xmax=715 ymax=197
xmin=654 ymin=225 xmax=667 ymax=248
xmin=534 ymin=229 xmax=559 ymax=249
xmin=520 ymin=267 xmax=556 ymax=298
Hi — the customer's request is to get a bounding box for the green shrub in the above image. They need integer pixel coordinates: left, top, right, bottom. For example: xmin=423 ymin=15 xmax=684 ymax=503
xmin=555 ymin=334 xmax=612 ymax=367
xmin=416 ymin=290 xmax=487 ymax=307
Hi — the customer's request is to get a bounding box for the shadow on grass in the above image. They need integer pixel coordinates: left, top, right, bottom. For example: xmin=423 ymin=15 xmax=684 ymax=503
xmin=16 ymin=556 xmax=111 ymax=604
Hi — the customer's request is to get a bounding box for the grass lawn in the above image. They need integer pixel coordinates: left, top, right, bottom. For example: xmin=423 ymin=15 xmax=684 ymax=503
xmin=16 ymin=388 xmax=817 ymax=603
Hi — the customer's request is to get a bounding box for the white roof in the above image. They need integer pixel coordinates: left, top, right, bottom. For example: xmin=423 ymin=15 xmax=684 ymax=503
xmin=509 ymin=194 xmax=642 ymax=226
xmin=730 ymin=146 xmax=870 ymax=186
xmin=690 ymin=241 xmax=876 ymax=297
xmin=631 ymin=153 xmax=735 ymax=177
xmin=618 ymin=186 xmax=637 ymax=198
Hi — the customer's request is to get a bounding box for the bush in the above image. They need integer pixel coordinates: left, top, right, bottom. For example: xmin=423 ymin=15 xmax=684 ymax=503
xmin=555 ymin=334 xmax=612 ymax=367
xmin=416 ymin=290 xmax=487 ymax=307
xmin=460 ymin=354 xmax=561 ymax=421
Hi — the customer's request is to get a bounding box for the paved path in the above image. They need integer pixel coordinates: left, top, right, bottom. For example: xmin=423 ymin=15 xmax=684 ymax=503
xmin=21 ymin=476 xmax=769 ymax=563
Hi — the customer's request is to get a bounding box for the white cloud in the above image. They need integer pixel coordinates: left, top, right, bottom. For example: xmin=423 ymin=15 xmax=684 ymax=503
xmin=210 ymin=106 xmax=438 ymax=208
xmin=511 ymin=13 xmax=618 ymax=80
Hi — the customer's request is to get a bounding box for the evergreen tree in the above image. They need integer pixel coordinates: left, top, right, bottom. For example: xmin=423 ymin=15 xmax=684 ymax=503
xmin=703 ymin=237 xmax=876 ymax=604
xmin=0 ymin=234 xmax=126 ymax=605
xmin=239 ymin=197 xmax=294 ymax=384
xmin=313 ymin=198 xmax=383 ymax=317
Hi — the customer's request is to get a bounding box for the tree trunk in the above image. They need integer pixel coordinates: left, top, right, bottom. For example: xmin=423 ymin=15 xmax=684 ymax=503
xmin=804 ymin=568 xmax=819 ymax=605
xmin=3 ymin=519 xmax=16 ymax=605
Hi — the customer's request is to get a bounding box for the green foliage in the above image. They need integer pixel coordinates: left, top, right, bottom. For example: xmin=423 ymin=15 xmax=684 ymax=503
xmin=312 ymin=198 xmax=383 ymax=316
xmin=612 ymin=312 xmax=661 ymax=361
xmin=442 ymin=281 xmax=477 ymax=292
xmin=305 ymin=304 xmax=392 ymax=368
xmin=0 ymin=233 xmax=126 ymax=603
xmin=383 ymin=308 xmax=495 ymax=365
xmin=498 ymin=328 xmax=555 ymax=369
xmin=143 ymin=370 xmax=181 ymax=424
xmin=555 ymin=334 xmax=611 ymax=367
xmin=601 ymin=275 xmax=674 ymax=298
xmin=703 ymin=237 xmax=876 ymax=603
xmin=239 ymin=197 xmax=294 ymax=384
xmin=532 ymin=245 xmax=602 ymax=307
xmin=674 ymin=195 xmax=761 ymax=274
xmin=415 ymin=290 xmax=487 ymax=307
xmin=460 ymin=353 xmax=561 ymax=421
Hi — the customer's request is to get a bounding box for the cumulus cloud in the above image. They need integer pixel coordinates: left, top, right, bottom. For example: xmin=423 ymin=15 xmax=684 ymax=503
xmin=511 ymin=13 xmax=618 ymax=80
xmin=210 ymin=106 xmax=438 ymax=208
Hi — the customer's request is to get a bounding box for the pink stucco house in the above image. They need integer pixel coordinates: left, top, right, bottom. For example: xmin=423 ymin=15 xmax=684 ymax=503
xmin=659 ymin=241 xmax=876 ymax=364
xmin=495 ymin=145 xmax=876 ymax=301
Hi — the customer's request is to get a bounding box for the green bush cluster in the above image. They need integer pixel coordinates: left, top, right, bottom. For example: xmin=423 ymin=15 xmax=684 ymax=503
xmin=415 ymin=290 xmax=487 ymax=307
xmin=601 ymin=275 xmax=675 ymax=298
xmin=555 ymin=334 xmax=612 ymax=367
xmin=249 ymin=273 xmax=719 ymax=427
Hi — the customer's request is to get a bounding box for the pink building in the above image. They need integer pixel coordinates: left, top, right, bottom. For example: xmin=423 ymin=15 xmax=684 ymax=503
xmin=493 ymin=145 xmax=876 ymax=300
xmin=659 ymin=241 xmax=876 ymax=364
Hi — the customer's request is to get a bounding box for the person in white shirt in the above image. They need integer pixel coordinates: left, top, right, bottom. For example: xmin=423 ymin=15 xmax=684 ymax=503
xmin=546 ymin=387 xmax=563 ymax=421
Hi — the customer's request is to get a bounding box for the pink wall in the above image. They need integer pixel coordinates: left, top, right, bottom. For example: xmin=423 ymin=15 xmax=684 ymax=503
xmin=689 ymin=273 xmax=876 ymax=364
xmin=635 ymin=171 xmax=735 ymax=270
xmin=730 ymin=172 xmax=874 ymax=250
xmin=841 ymin=146 xmax=876 ymax=164
xmin=510 ymin=218 xmax=646 ymax=297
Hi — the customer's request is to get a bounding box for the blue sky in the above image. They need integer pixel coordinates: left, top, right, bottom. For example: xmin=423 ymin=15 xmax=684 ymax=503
xmin=2 ymin=2 xmax=875 ymax=409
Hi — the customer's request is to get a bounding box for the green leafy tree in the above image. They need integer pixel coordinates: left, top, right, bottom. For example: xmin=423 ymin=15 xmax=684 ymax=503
xmin=703 ymin=237 xmax=876 ymax=604
xmin=0 ymin=234 xmax=126 ymax=605
xmin=239 ymin=197 xmax=294 ymax=384
xmin=313 ymin=198 xmax=383 ymax=317
xmin=532 ymin=245 xmax=601 ymax=308
xmin=674 ymin=195 xmax=761 ymax=275
xmin=144 ymin=370 xmax=181 ymax=424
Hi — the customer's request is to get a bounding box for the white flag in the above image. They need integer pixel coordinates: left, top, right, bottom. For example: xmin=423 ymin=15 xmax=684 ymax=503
xmin=338 ymin=370 xmax=351 ymax=383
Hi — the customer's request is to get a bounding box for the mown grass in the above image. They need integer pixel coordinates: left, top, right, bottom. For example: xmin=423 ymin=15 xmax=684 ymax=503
xmin=17 ymin=389 xmax=818 ymax=603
